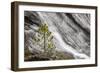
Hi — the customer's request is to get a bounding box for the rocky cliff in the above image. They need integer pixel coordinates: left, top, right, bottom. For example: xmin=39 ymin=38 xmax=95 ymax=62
xmin=24 ymin=11 xmax=90 ymax=61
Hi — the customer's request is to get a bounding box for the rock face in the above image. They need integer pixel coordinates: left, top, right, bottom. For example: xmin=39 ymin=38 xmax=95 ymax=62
xmin=24 ymin=11 xmax=90 ymax=61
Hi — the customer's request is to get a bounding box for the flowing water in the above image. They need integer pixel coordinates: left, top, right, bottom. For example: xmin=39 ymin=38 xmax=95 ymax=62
xmin=24 ymin=11 xmax=90 ymax=60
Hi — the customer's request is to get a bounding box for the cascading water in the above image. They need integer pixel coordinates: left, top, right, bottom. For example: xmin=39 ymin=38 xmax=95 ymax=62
xmin=24 ymin=11 xmax=90 ymax=60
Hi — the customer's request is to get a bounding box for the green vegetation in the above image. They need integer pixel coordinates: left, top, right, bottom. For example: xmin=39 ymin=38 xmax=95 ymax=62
xmin=37 ymin=23 xmax=56 ymax=58
xmin=24 ymin=23 xmax=74 ymax=61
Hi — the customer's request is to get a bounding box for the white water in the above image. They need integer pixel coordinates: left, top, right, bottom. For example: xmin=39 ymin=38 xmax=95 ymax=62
xmin=25 ymin=11 xmax=90 ymax=59
xmin=50 ymin=27 xmax=89 ymax=59
xmin=37 ymin=12 xmax=89 ymax=59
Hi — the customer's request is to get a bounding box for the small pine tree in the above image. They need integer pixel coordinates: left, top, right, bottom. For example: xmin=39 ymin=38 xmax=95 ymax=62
xmin=38 ymin=24 xmax=56 ymax=58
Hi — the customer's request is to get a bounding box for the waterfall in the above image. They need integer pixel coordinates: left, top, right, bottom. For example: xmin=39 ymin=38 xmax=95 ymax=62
xmin=24 ymin=11 xmax=90 ymax=59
